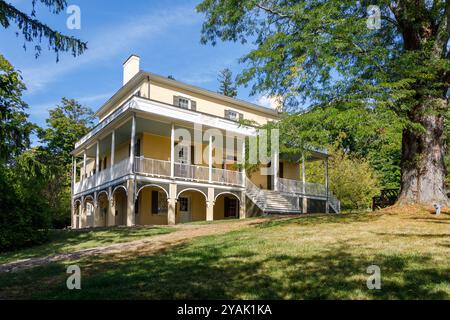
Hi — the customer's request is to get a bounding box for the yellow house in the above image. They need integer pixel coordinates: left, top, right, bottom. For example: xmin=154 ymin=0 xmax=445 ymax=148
xmin=71 ymin=55 xmax=340 ymax=229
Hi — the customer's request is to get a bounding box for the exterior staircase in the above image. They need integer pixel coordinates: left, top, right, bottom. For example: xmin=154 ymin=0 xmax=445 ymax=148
xmin=245 ymin=177 xmax=341 ymax=214
xmin=245 ymin=178 xmax=301 ymax=214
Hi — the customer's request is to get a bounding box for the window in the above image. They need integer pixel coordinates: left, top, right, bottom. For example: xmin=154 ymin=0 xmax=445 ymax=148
xmin=174 ymin=96 xmax=197 ymax=111
xmin=179 ymin=197 xmax=189 ymax=212
xmin=151 ymin=191 xmax=168 ymax=215
xmin=225 ymin=109 xmax=243 ymax=121
xmin=179 ymin=97 xmax=190 ymax=109
xmin=228 ymin=110 xmax=238 ymax=120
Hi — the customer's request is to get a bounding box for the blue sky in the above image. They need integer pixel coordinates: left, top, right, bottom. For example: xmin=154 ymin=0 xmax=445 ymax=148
xmin=1 ymin=0 xmax=275 ymax=127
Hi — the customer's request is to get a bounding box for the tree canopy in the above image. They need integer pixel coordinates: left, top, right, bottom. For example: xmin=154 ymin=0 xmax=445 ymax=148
xmin=198 ymin=0 xmax=450 ymax=205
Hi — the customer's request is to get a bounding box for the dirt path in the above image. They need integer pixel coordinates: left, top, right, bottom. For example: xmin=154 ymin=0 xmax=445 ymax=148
xmin=0 ymin=218 xmax=270 ymax=274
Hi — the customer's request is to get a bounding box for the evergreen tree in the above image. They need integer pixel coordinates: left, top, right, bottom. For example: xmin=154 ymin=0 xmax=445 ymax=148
xmin=0 ymin=0 xmax=87 ymax=59
xmin=218 ymin=68 xmax=237 ymax=97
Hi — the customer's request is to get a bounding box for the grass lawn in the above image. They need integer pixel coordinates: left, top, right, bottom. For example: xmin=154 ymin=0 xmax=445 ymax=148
xmin=0 ymin=207 xmax=448 ymax=299
xmin=0 ymin=226 xmax=175 ymax=265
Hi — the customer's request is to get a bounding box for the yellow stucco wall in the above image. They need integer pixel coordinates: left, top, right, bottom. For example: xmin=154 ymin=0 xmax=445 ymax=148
xmin=148 ymin=81 xmax=277 ymax=125
xmin=137 ymin=187 xmax=168 ymax=225
xmin=142 ymin=133 xmax=171 ymax=161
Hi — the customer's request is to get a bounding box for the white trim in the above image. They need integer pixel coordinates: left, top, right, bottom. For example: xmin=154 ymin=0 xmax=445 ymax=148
xmin=133 ymin=97 xmax=257 ymax=136
xmin=177 ymin=188 xmax=208 ymax=201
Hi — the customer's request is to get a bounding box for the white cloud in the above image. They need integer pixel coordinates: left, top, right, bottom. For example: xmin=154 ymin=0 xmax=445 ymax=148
xmin=21 ymin=3 xmax=201 ymax=93
xmin=255 ymin=94 xmax=280 ymax=110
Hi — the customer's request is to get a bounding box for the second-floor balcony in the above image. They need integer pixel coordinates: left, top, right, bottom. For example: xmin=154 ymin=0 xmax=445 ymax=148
xmin=74 ymin=156 xmax=246 ymax=195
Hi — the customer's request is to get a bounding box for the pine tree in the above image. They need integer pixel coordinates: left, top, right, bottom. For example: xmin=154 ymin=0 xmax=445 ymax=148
xmin=0 ymin=0 xmax=87 ymax=59
xmin=218 ymin=68 xmax=237 ymax=98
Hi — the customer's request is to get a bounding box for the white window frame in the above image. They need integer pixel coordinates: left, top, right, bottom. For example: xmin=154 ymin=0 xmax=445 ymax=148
xmin=178 ymin=97 xmax=191 ymax=109
xmin=227 ymin=110 xmax=238 ymax=121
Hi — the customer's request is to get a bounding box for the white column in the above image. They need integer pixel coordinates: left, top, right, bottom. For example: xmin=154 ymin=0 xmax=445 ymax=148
xmin=130 ymin=114 xmax=136 ymax=173
xmin=72 ymin=157 xmax=76 ymax=188
xmin=83 ymin=150 xmax=87 ymax=180
xmin=302 ymin=153 xmax=307 ymax=214
xmin=208 ymin=135 xmax=213 ymax=183
xmin=170 ymin=123 xmax=175 ymax=178
xmin=273 ymin=150 xmax=279 ymax=191
xmin=302 ymin=154 xmax=306 ymax=193
xmin=168 ymin=183 xmax=177 ymax=225
xmin=325 ymin=157 xmax=329 ymax=214
xmin=241 ymin=138 xmax=246 ymax=187
xmin=110 ymin=130 xmax=115 ymax=176
xmin=206 ymin=187 xmax=214 ymax=221
xmin=95 ymin=141 xmax=100 ymax=185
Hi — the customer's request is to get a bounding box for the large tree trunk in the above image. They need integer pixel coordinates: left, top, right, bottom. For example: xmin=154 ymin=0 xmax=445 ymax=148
xmin=397 ymin=98 xmax=448 ymax=206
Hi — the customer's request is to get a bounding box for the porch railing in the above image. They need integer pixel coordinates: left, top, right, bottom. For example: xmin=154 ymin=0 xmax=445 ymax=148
xmin=135 ymin=157 xmax=171 ymax=177
xmin=277 ymin=177 xmax=340 ymax=212
xmin=212 ymin=168 xmax=244 ymax=186
xmin=278 ymin=177 xmax=327 ymax=197
xmin=74 ymin=158 xmax=131 ymax=195
xmin=174 ymin=162 xmax=209 ymax=182
xmin=74 ymin=156 xmax=246 ymax=195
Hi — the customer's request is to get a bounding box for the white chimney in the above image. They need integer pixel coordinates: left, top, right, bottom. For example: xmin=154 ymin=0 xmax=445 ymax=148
xmin=123 ymin=54 xmax=140 ymax=85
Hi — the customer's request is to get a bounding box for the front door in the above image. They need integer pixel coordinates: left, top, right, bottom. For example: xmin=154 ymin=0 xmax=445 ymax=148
xmin=179 ymin=196 xmax=191 ymax=223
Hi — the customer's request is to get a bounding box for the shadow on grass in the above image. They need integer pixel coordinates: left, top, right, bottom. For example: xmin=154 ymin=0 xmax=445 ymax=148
xmin=2 ymin=234 xmax=447 ymax=300
xmin=0 ymin=226 xmax=174 ymax=265
xmin=256 ymin=212 xmax=379 ymax=229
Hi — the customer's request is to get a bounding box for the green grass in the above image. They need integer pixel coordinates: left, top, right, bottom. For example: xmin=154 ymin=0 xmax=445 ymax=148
xmin=0 ymin=226 xmax=175 ymax=265
xmin=0 ymin=209 xmax=449 ymax=299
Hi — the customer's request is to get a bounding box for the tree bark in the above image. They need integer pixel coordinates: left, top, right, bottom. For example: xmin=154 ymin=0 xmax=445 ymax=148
xmin=397 ymin=98 xmax=448 ymax=206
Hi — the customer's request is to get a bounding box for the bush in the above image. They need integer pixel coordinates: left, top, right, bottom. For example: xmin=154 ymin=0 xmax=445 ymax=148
xmin=306 ymin=146 xmax=380 ymax=211
xmin=0 ymin=159 xmax=51 ymax=252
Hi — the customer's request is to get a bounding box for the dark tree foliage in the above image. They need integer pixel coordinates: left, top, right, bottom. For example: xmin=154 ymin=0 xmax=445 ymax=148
xmin=37 ymin=98 xmax=94 ymax=228
xmin=0 ymin=54 xmax=33 ymax=163
xmin=0 ymin=0 xmax=87 ymax=59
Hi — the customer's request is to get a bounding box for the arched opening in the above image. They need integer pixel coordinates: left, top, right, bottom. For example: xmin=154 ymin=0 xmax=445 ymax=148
xmin=214 ymin=193 xmax=240 ymax=221
xmin=73 ymin=200 xmax=82 ymax=229
xmin=95 ymin=192 xmax=109 ymax=228
xmin=82 ymin=196 xmax=95 ymax=228
xmin=112 ymin=187 xmax=127 ymax=226
xmin=136 ymin=185 xmax=169 ymax=226
xmin=177 ymin=189 xmax=207 ymax=224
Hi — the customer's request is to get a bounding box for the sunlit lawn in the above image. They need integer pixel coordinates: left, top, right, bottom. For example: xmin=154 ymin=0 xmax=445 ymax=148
xmin=0 ymin=207 xmax=449 ymax=299
xmin=0 ymin=226 xmax=175 ymax=265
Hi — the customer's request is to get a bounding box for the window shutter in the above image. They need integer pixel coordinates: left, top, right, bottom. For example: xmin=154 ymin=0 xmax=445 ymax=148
xmin=173 ymin=96 xmax=180 ymax=107
xmin=151 ymin=191 xmax=159 ymax=214
xmin=225 ymin=110 xmax=230 ymax=119
xmin=190 ymin=100 xmax=197 ymax=111
xmin=239 ymin=113 xmax=244 ymax=121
